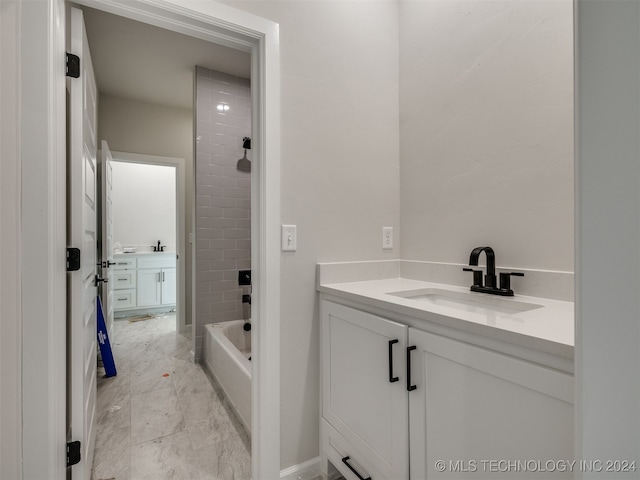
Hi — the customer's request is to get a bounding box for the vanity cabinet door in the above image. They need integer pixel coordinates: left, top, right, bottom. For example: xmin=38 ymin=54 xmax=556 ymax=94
xmin=137 ymin=268 xmax=162 ymax=307
xmin=408 ymin=328 xmax=574 ymax=479
xmin=161 ymin=268 xmax=176 ymax=305
xmin=322 ymin=301 xmax=409 ymax=480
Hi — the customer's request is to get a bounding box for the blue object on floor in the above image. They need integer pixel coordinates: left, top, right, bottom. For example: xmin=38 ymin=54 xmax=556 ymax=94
xmin=97 ymin=296 xmax=117 ymax=377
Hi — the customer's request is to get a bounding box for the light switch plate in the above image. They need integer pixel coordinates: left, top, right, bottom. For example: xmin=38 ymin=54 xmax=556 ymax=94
xmin=282 ymin=225 xmax=297 ymax=252
xmin=382 ymin=226 xmax=393 ymax=249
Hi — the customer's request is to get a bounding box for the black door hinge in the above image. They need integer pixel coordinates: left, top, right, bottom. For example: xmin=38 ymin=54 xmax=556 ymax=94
xmin=66 ymin=53 xmax=80 ymax=78
xmin=67 ymin=440 xmax=81 ymax=467
xmin=67 ymin=248 xmax=81 ymax=271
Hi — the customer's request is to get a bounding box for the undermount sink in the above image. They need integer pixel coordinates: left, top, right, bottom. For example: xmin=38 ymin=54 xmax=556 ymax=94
xmin=387 ymin=288 xmax=543 ymax=315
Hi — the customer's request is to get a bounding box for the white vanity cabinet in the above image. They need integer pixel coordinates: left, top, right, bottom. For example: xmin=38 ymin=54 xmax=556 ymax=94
xmin=112 ymin=257 xmax=137 ymax=310
xmin=408 ymin=328 xmax=574 ymax=479
xmin=113 ymin=253 xmax=176 ymax=313
xmin=320 ymin=299 xmax=574 ymax=480
xmin=321 ymin=301 xmax=409 ymax=480
xmin=137 ymin=255 xmax=176 ymax=307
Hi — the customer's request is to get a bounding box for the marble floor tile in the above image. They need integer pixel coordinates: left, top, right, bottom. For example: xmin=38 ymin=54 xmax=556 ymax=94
xmin=92 ymin=314 xmax=250 ymax=480
xmin=130 ymin=386 xmax=185 ymax=446
xmin=92 ymin=425 xmax=131 ymax=480
xmin=130 ymin=430 xmax=206 ymax=480
xmin=130 ymin=357 xmax=173 ymax=394
xmin=97 ymin=374 xmax=130 ymax=405
xmin=193 ymin=436 xmax=251 ymax=480
xmin=96 ymin=392 xmax=130 ymax=433
xmin=170 ymin=357 xmax=215 ymax=398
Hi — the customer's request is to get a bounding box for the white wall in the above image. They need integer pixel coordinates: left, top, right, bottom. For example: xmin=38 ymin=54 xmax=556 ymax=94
xmin=575 ymin=0 xmax=640 ymax=474
xmin=221 ymin=0 xmax=401 ymax=469
xmin=399 ymin=0 xmax=574 ymax=272
xmin=111 ymin=161 xmax=177 ymax=252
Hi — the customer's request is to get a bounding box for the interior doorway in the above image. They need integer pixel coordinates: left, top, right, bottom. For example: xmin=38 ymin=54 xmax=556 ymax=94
xmin=75 ymin=2 xmax=272 ymax=478
xmin=18 ymin=0 xmax=281 ymax=477
xmin=108 ymin=152 xmax=186 ymax=336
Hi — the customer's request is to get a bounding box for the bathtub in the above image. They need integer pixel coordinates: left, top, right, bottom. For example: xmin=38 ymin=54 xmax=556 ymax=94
xmin=204 ymin=320 xmax=251 ymax=435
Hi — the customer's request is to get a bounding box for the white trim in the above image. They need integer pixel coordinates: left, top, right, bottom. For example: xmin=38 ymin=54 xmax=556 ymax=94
xmin=574 ymin=0 xmax=640 ymax=469
xmin=280 ymin=456 xmax=322 ymax=480
xmin=110 ymin=151 xmax=187 ymax=338
xmin=0 ymin=1 xmax=23 ymax=478
xmin=20 ymin=0 xmax=68 ymax=478
xmin=20 ymin=0 xmax=280 ymax=478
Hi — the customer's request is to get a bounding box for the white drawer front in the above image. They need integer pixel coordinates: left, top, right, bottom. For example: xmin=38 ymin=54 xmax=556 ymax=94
xmin=113 ymin=257 xmax=137 ymax=269
xmin=112 ymin=271 xmax=136 ymax=289
xmin=113 ymin=289 xmax=136 ymax=310
xmin=322 ymin=420 xmax=385 ymax=480
xmin=137 ymin=255 xmax=176 ymax=269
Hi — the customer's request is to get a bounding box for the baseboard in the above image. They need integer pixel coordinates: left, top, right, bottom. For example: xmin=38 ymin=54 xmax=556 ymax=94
xmin=280 ymin=456 xmax=322 ymax=480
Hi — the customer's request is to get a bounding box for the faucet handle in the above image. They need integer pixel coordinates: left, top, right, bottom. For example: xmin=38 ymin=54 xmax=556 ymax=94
xmin=463 ymin=267 xmax=483 ymax=287
xmin=499 ymin=272 xmax=524 ymax=292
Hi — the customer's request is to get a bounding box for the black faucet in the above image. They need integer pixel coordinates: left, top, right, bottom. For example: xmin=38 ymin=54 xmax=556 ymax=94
xmin=153 ymin=240 xmax=165 ymax=252
xmin=463 ymin=246 xmax=524 ymax=296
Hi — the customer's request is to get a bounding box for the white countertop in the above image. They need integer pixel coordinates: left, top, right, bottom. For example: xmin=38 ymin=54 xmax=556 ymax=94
xmin=319 ymin=277 xmax=574 ymax=358
xmin=114 ymin=251 xmax=175 ymax=256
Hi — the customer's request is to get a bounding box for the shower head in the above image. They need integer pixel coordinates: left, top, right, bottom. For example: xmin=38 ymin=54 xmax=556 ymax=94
xmin=237 ymin=149 xmax=251 ymax=172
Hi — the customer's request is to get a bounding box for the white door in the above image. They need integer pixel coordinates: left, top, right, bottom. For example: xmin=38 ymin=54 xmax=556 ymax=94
xmin=101 ymin=141 xmax=115 ymax=341
xmin=408 ymin=328 xmax=574 ymax=479
xmin=69 ymin=7 xmax=98 ymax=479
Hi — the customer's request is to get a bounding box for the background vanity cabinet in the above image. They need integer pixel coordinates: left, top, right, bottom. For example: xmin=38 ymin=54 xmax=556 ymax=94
xmin=137 ymin=255 xmax=176 ymax=307
xmin=320 ymin=299 xmax=574 ymax=480
xmin=112 ymin=257 xmax=137 ymax=310
xmin=113 ymin=253 xmax=176 ymax=313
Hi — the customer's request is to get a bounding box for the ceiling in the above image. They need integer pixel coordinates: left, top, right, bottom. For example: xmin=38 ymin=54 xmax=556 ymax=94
xmin=82 ymin=7 xmax=251 ymax=110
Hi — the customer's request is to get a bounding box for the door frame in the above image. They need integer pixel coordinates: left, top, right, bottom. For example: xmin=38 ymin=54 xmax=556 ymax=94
xmin=109 ymin=151 xmax=186 ymax=336
xmin=20 ymin=0 xmax=281 ymax=478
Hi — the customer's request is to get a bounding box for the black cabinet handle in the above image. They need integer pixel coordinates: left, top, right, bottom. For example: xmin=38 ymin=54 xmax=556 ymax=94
xmin=388 ymin=339 xmax=399 ymax=383
xmin=407 ymin=345 xmax=417 ymax=391
xmin=342 ymin=456 xmax=371 ymax=480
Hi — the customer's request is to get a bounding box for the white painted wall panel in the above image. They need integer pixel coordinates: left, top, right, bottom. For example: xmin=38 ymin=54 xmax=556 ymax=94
xmin=111 ymin=161 xmax=176 ymax=252
xmin=399 ymin=0 xmax=574 ymax=272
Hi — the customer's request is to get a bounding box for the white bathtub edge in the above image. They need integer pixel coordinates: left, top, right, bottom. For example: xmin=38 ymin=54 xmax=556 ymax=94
xmin=204 ymin=321 xmax=252 ymax=436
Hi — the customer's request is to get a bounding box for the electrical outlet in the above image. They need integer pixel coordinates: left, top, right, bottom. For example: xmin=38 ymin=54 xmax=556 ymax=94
xmin=281 ymin=225 xmax=297 ymax=252
xmin=382 ymin=227 xmax=393 ymax=250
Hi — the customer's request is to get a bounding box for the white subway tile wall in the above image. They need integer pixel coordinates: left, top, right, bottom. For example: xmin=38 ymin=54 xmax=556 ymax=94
xmin=195 ymin=66 xmax=251 ymax=360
